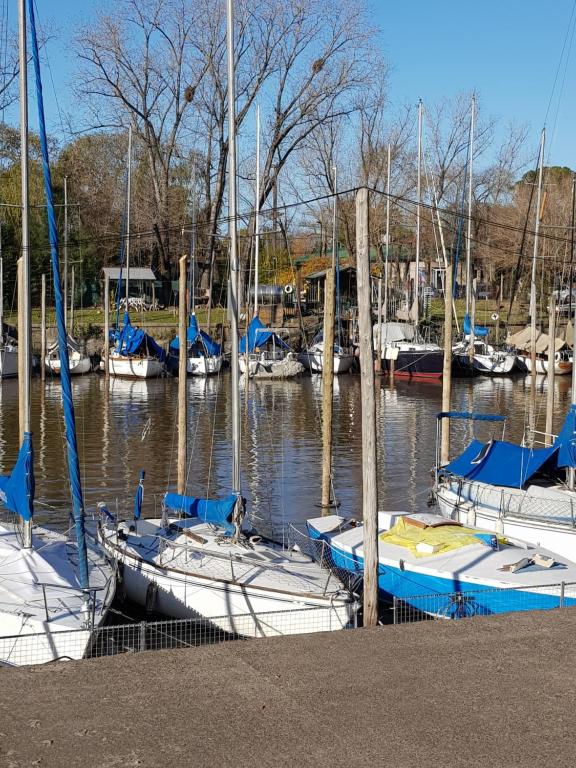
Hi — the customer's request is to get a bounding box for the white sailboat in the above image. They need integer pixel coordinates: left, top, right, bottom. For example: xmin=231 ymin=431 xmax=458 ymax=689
xmin=45 ymin=336 xmax=91 ymax=376
xmin=105 ymin=127 xmax=165 ymax=379
xmin=97 ymin=1 xmax=357 ymax=637
xmin=0 ymin=0 xmax=114 ymax=667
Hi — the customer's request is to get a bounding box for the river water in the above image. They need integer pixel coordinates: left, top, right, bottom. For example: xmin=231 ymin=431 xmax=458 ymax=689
xmin=0 ymin=371 xmax=572 ymax=536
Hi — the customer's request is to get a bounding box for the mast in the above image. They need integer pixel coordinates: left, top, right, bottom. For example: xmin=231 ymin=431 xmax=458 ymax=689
xmin=64 ymin=175 xmax=68 ymax=329
xmin=465 ymin=96 xmax=475 ymax=318
xmin=226 ymin=0 xmax=241 ymax=501
xmin=18 ymin=0 xmax=31 ymax=548
xmin=0 ymin=222 xmax=3 ymax=338
xmin=530 ymin=129 xmax=545 ymax=416
xmin=125 ymin=126 xmax=132 ymax=308
xmin=254 ymin=104 xmax=260 ymax=316
xmin=189 ymin=154 xmax=196 ymax=317
xmin=414 ymin=99 xmax=422 ymax=326
xmin=28 ymin=0 xmax=89 ymax=586
xmin=384 ymin=143 xmax=391 ymax=323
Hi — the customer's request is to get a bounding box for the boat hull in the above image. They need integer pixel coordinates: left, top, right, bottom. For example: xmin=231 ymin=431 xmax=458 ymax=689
xmin=453 ymin=352 xmax=517 ymax=376
xmin=98 ymin=526 xmax=355 ymax=638
xmin=239 ymin=354 xmax=304 ymax=379
xmin=45 ymin=354 xmax=92 ymax=376
xmin=517 ymin=354 xmax=572 ymax=376
xmin=0 ymin=346 xmax=18 ymax=378
xmin=383 ymin=349 xmax=443 ymax=379
xmin=104 ymin=354 xmax=164 ymax=379
xmin=299 ymin=351 xmax=355 ymax=374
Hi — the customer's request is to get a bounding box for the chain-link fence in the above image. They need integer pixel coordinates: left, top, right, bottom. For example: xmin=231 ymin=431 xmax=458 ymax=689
xmin=392 ymin=581 xmax=576 ymax=624
xmin=0 ymin=605 xmax=359 ymax=668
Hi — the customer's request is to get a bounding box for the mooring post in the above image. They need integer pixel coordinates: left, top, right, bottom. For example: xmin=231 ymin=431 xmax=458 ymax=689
xmin=178 ymin=254 xmax=188 ymax=495
xmin=320 ymin=266 xmax=336 ymax=511
xmin=545 ymin=295 xmax=556 ymax=446
xmin=104 ymin=274 xmax=110 ymax=378
xmin=356 ymin=187 xmax=379 ymax=628
xmin=40 ymin=273 xmax=46 ymax=382
xmin=441 ymin=255 xmax=453 ymax=465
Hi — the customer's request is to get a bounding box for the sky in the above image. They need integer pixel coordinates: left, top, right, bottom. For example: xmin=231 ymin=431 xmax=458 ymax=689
xmin=6 ymin=0 xmax=576 ymax=169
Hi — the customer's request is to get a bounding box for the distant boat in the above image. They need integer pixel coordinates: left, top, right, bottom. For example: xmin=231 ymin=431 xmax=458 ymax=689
xmin=299 ymin=337 xmax=355 ymax=374
xmin=373 ymin=321 xmax=443 ymax=378
xmin=453 ymin=317 xmax=516 ymax=375
xmin=168 ymin=315 xmax=222 ymax=376
xmin=239 ymin=315 xmax=304 ymax=378
xmin=307 ymin=511 xmax=576 ymax=617
xmin=45 ymin=335 xmax=91 ymax=376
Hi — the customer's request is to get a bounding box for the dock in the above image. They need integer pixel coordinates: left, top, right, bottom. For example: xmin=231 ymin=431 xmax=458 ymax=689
xmin=1 ymin=608 xmax=574 ymax=767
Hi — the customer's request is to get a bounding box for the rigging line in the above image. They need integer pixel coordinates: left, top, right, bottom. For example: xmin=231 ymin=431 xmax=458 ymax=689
xmin=543 ymin=0 xmax=576 ymax=127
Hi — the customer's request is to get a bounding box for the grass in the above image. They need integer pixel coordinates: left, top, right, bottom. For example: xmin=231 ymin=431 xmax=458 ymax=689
xmin=5 ymin=306 xmax=228 ymax=329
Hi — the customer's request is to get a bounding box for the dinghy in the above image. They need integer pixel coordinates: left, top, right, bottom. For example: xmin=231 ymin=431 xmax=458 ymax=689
xmin=307 ymin=511 xmax=576 ymax=617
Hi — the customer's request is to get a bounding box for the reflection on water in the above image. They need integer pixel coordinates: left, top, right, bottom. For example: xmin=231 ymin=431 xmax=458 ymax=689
xmin=0 ymin=372 xmax=571 ymax=534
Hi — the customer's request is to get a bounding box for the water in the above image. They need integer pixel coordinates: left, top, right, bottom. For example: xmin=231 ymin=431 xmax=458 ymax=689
xmin=0 ymin=371 xmax=572 ymax=535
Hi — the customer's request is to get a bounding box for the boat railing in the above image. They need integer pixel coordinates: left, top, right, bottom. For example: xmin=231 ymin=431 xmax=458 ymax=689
xmin=35 ymin=581 xmax=107 ymax=630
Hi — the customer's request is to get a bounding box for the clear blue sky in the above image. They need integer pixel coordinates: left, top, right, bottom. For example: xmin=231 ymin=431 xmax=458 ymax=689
xmin=9 ymin=0 xmax=576 ymax=170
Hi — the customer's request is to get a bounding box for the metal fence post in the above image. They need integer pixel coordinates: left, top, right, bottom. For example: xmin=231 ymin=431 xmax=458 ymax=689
xmin=393 ymin=596 xmax=398 ymax=625
xmin=560 ymin=581 xmax=565 ymax=608
xmin=139 ymin=621 xmax=147 ymax=652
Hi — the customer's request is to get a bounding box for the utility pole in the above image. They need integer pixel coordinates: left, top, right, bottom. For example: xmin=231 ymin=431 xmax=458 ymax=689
xmin=356 ymin=187 xmax=379 ymax=628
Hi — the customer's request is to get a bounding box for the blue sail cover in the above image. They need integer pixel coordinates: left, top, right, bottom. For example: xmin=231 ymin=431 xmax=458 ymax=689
xmin=556 ymin=404 xmax=576 ymax=468
xmin=163 ymin=493 xmax=237 ymax=536
xmin=169 ymin=315 xmax=221 ymax=356
xmin=0 ymin=433 xmax=35 ymax=522
xmin=239 ymin=316 xmax=290 ymax=354
xmin=133 ymin=470 xmax=145 ymax=520
xmin=115 ymin=313 xmax=166 ymax=361
xmin=463 ymin=313 xmax=489 ymax=338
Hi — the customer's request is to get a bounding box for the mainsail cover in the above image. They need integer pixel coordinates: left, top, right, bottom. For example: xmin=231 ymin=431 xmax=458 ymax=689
xmin=463 ymin=314 xmax=489 ymax=338
xmin=0 ymin=433 xmax=35 ymax=522
xmin=163 ymin=493 xmax=237 ymax=536
xmin=239 ymin=316 xmax=290 ymax=354
xmin=169 ymin=315 xmax=221 ymax=356
xmin=115 ymin=313 xmax=166 ymax=361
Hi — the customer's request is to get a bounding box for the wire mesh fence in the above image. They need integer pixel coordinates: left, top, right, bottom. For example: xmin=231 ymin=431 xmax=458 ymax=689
xmin=0 ymin=604 xmax=359 ymax=668
xmin=392 ymin=581 xmax=576 ymax=624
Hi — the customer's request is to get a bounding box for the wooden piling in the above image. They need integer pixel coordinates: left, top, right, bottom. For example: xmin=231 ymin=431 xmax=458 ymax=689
xmin=375 ymin=275 xmax=382 ymax=373
xmin=355 ymin=187 xmax=379 ymax=628
xmin=40 ymin=273 xmax=46 ymax=382
xmin=177 ymin=254 xmax=188 ymax=495
xmin=441 ymin=256 xmax=453 ymax=465
xmin=104 ymin=274 xmax=110 ymax=378
xmin=545 ymin=296 xmax=556 ymax=446
xmin=320 ymin=266 xmax=335 ymax=510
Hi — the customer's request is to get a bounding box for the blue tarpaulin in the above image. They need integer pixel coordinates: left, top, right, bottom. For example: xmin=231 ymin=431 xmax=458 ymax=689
xmin=163 ymin=493 xmax=237 ymax=536
xmin=239 ymin=316 xmax=290 ymax=354
xmin=463 ymin=313 xmax=489 ymax=338
xmin=169 ymin=315 xmax=221 ymax=356
xmin=115 ymin=313 xmax=166 ymax=362
xmin=0 ymin=433 xmax=35 ymax=522
xmin=556 ymin=404 xmax=576 ymax=468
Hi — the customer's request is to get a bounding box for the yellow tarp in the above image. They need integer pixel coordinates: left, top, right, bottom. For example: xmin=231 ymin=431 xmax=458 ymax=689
xmin=379 ymin=517 xmax=507 ymax=558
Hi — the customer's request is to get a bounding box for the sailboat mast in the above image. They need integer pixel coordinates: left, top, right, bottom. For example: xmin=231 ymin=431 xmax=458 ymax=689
xmin=0 ymin=223 xmax=3 ymax=336
xmin=530 ymin=129 xmax=545 ymax=393
xmin=18 ymin=0 xmax=31 ymax=548
xmin=64 ymin=175 xmax=68 ymax=329
xmin=189 ymin=155 xmax=196 ymax=316
xmin=227 ymin=0 xmax=241 ymax=496
xmin=465 ymin=96 xmax=475 ymax=318
xmin=125 ymin=126 xmax=132 ymax=307
xmin=414 ymin=99 xmax=422 ymax=327
xmin=254 ymin=104 xmax=260 ymax=315
xmin=384 ymin=143 xmax=391 ymax=323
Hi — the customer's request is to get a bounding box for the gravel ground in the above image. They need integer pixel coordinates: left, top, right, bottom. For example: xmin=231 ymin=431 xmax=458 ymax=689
xmin=0 ymin=609 xmax=575 ymax=768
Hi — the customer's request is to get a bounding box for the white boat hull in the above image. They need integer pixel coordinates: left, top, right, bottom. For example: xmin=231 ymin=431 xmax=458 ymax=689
xmin=436 ymin=482 xmax=576 ymax=562
xmin=187 ymin=355 xmax=222 ymax=376
xmin=45 ymin=353 xmax=92 ymax=376
xmin=0 ymin=346 xmax=18 ymax=378
xmin=239 ymin=353 xmax=304 ymax=379
xmin=0 ymin=523 xmax=115 ymax=666
xmin=299 ymin=350 xmax=355 ymax=374
xmin=104 ymin=354 xmax=164 ymax=379
xmin=98 ymin=522 xmax=356 ymax=638
xmin=518 ymin=354 xmax=572 ymax=376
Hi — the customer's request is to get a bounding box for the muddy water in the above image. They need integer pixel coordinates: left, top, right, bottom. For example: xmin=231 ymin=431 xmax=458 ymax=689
xmin=0 ymin=371 xmax=572 ymax=536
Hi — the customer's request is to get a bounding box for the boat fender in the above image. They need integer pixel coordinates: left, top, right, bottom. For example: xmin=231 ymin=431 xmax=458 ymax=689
xmin=145 ymin=582 xmax=159 ymax=613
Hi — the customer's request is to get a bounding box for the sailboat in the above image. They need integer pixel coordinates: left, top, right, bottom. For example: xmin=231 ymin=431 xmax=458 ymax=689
xmin=0 ymin=0 xmax=114 ymax=667
xmin=374 ymin=102 xmax=443 ymax=378
xmin=307 ymin=511 xmax=576 ymax=618
xmin=452 ymin=314 xmax=517 ymax=375
xmin=299 ymin=172 xmax=354 ymax=375
xmin=96 ymin=0 xmax=357 ymax=638
xmin=238 ymin=105 xmax=304 ymax=380
xmin=0 ymin=229 xmax=18 ymax=379
xmin=104 ymin=128 xmax=165 ymax=379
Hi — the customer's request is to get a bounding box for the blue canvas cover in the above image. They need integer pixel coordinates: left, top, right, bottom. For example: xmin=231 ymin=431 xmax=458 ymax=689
xmin=555 ymin=405 xmax=576 ymax=468
xmin=463 ymin=313 xmax=489 ymax=338
xmin=443 ymin=438 xmax=558 ymax=488
xmin=116 ymin=313 xmax=166 ymax=362
xmin=163 ymin=493 xmax=237 ymax=536
xmin=169 ymin=315 xmax=221 ymax=356
xmin=133 ymin=470 xmax=145 ymax=520
xmin=0 ymin=433 xmax=35 ymax=522
xmin=239 ymin=316 xmax=290 ymax=354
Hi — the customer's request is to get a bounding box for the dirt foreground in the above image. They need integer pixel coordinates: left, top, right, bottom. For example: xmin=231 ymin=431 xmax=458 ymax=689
xmin=0 ymin=609 xmax=574 ymax=768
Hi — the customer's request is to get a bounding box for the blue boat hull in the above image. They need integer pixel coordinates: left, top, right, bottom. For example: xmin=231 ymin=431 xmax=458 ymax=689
xmin=308 ymin=527 xmax=575 ymax=617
